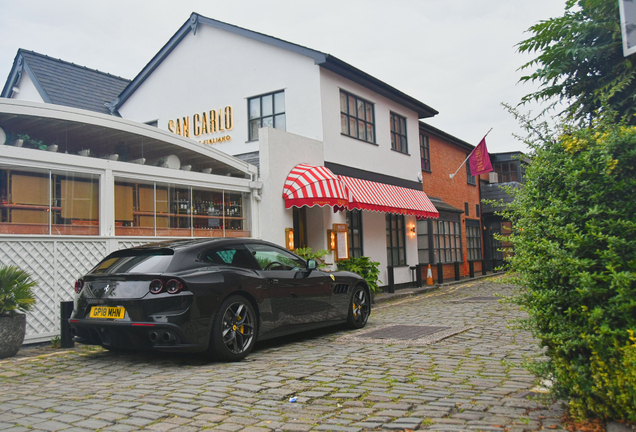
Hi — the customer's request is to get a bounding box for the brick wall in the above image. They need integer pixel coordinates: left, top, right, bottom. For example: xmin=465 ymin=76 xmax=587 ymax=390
xmin=420 ymin=260 xmax=484 ymax=282
xmin=420 ymin=126 xmax=485 ymax=265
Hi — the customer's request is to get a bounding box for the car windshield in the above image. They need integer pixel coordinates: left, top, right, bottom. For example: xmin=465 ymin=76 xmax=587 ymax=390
xmin=90 ymin=250 xmax=174 ymax=275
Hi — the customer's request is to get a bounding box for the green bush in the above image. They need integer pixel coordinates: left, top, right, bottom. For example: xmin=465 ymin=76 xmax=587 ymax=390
xmin=336 ymin=256 xmax=381 ymax=294
xmin=504 ymin=117 xmax=636 ymax=421
xmin=294 ymin=247 xmax=329 ymax=269
xmin=0 ymin=265 xmax=37 ymax=316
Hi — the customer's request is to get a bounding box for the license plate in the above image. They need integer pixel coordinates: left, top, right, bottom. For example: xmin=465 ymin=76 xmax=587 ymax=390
xmin=89 ymin=306 xmax=125 ymax=319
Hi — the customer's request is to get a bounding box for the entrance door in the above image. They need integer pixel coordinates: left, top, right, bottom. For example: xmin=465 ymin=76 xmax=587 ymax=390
xmin=485 ymin=220 xmax=503 ymax=271
xmin=293 ymin=207 xmax=307 ymax=249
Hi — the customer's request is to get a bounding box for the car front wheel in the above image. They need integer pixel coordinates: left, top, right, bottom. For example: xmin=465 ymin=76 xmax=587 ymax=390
xmin=347 ymin=285 xmax=370 ymax=329
xmin=208 ymin=295 xmax=257 ymax=361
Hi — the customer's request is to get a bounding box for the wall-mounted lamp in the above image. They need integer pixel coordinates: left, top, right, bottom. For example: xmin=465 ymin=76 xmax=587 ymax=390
xmin=409 ymin=224 xmax=416 ymax=237
xmin=285 ymin=228 xmax=294 ymax=251
xmin=327 ymin=229 xmax=335 ymax=251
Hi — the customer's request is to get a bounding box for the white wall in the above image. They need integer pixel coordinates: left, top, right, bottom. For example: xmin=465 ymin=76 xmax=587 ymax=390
xmin=11 ymin=70 xmax=44 ymax=103
xmin=258 ymin=127 xmax=324 ymax=247
xmin=119 ymin=24 xmax=324 ymax=156
xmin=319 ymin=68 xmax=422 ymax=184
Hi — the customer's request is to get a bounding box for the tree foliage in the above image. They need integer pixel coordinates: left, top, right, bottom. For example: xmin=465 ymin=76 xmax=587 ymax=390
xmin=503 ymin=113 xmax=636 ymax=421
xmin=518 ymin=0 xmax=636 ymax=124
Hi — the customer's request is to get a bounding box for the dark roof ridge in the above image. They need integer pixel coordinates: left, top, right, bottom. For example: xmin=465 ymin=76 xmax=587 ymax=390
xmin=18 ymin=49 xmax=130 ymax=82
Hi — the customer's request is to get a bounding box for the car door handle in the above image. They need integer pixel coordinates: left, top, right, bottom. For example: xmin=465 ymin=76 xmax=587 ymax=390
xmin=268 ymin=278 xmax=279 ymax=284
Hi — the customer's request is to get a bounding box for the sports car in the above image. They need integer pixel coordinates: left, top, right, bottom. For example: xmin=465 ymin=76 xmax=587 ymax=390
xmin=68 ymin=238 xmax=371 ymax=361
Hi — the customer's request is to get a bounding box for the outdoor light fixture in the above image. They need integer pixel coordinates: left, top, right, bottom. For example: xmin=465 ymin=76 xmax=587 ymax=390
xmin=285 ymin=228 xmax=294 ymax=250
xmin=327 ymin=229 xmax=335 ymax=251
xmin=410 ymin=224 xmax=416 ymax=236
xmin=332 ymin=223 xmax=349 ymax=261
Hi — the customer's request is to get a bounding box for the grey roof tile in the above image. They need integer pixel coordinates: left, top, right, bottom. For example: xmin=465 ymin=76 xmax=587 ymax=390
xmin=19 ymin=50 xmax=130 ymax=115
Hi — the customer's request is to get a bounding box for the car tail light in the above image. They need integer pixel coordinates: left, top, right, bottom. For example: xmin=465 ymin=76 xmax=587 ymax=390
xmin=149 ymin=279 xmax=164 ymax=294
xmin=166 ymin=279 xmax=183 ymax=294
xmin=74 ymin=279 xmax=85 ymax=294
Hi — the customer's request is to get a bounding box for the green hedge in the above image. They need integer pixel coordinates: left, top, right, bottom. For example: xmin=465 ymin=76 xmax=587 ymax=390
xmin=505 ymin=119 xmax=636 ymax=421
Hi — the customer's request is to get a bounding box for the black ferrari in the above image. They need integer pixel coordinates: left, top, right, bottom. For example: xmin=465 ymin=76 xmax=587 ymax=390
xmin=68 ymin=238 xmax=371 ymax=361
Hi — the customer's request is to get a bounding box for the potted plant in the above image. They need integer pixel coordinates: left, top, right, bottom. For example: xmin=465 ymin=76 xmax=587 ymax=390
xmin=16 ymin=134 xmax=47 ymax=150
xmin=0 ymin=265 xmax=37 ymax=359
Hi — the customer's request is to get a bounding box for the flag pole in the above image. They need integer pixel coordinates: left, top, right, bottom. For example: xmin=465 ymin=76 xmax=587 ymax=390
xmin=449 ymin=128 xmax=493 ymax=179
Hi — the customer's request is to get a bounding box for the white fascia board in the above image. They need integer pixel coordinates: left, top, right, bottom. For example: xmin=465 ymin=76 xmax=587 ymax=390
xmin=0 ymin=146 xmax=252 ymax=192
xmin=0 ymin=99 xmax=257 ymax=176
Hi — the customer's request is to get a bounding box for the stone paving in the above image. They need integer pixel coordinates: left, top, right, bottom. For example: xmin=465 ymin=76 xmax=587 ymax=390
xmin=0 ymin=276 xmax=566 ymax=431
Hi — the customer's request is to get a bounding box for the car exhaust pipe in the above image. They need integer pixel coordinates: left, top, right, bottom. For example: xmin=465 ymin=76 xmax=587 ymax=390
xmin=149 ymin=332 xmax=158 ymax=343
xmin=162 ymin=332 xmax=176 ymax=343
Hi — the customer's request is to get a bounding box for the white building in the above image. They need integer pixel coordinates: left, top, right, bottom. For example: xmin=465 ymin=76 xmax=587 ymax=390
xmin=2 ymin=13 xmax=440 ymax=343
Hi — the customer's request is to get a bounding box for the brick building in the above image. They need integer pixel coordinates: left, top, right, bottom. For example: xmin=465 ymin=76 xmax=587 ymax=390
xmin=417 ymin=122 xmax=484 ymax=282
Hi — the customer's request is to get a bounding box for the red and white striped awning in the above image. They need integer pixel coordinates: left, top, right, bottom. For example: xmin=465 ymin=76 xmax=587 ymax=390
xmin=338 ymin=175 xmax=439 ymax=219
xmin=283 ymin=164 xmax=350 ymax=209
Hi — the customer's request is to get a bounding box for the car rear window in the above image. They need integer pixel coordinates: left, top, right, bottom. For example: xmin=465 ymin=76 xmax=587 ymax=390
xmin=90 ymin=250 xmax=174 ymax=275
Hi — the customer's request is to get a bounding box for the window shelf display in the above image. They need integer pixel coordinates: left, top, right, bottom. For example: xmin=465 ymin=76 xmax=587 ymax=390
xmin=114 ymin=181 xmax=249 ymax=237
xmin=0 ymin=168 xmax=99 ymax=235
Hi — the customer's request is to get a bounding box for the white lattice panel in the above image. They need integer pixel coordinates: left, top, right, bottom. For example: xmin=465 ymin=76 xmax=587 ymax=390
xmin=55 ymin=241 xmax=107 ymax=302
xmin=0 ymin=240 xmax=108 ymax=341
xmin=117 ymin=240 xmax=151 ymax=250
xmin=0 ymin=242 xmax=55 ymax=338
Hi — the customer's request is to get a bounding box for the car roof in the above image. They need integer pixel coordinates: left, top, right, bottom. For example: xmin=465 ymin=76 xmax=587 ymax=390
xmin=128 ymin=238 xmax=283 ymax=252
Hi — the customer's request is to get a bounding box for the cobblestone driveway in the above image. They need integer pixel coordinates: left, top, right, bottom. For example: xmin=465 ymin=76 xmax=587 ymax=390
xmin=0 ymin=277 xmax=565 ymax=431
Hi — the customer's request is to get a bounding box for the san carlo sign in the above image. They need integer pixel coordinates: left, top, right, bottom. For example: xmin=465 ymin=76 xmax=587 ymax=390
xmin=168 ymin=106 xmax=233 ymax=145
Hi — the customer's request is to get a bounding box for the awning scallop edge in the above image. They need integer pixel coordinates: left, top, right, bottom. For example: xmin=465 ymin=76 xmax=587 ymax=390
xmin=283 ymin=164 xmax=350 ymax=209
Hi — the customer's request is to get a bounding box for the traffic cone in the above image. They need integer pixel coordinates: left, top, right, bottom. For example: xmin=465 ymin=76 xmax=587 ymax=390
xmin=426 ymin=264 xmax=434 ymax=285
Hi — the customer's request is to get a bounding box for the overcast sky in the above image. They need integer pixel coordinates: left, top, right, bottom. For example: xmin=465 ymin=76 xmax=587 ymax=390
xmin=0 ymin=0 xmax=565 ymax=153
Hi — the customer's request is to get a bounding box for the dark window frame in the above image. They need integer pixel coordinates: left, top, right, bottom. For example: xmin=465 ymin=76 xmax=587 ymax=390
xmin=466 ymin=220 xmax=483 ymax=261
xmin=420 ymin=134 xmax=431 ymax=172
xmin=340 ymin=90 xmax=376 ymax=144
xmin=346 ymin=209 xmax=364 ymax=258
xmin=390 ymin=112 xmax=408 ymax=154
xmin=493 ymin=160 xmax=520 ymax=183
xmin=386 ymin=214 xmax=407 ymax=267
xmin=248 ymin=90 xmax=285 ymax=142
xmin=432 ymin=219 xmax=462 ymax=264
xmin=466 ymin=156 xmax=476 ymax=185
xmin=464 ymin=202 xmax=469 ymax=216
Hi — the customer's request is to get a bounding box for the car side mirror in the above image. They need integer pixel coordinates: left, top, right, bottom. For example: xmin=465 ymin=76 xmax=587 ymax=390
xmin=307 ymin=259 xmax=317 ymax=270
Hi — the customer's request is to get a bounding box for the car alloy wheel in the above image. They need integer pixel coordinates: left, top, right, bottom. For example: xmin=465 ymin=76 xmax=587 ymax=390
xmin=209 ymin=295 xmax=257 ymax=361
xmin=347 ymin=286 xmax=370 ymax=329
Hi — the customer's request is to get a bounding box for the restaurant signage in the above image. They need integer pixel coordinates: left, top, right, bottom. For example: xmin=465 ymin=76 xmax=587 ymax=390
xmin=168 ymin=106 xmax=233 ymax=145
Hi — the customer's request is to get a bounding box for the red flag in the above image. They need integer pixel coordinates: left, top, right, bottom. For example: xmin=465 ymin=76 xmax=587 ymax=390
xmin=468 ymin=138 xmax=493 ymax=176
